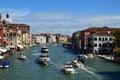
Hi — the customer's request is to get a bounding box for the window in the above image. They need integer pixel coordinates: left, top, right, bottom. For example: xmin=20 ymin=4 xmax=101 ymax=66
xmin=94 ymin=37 xmax=97 ymax=41
xmin=10 ymin=34 xmax=12 ymax=37
xmin=99 ymin=44 xmax=102 ymax=47
xmin=99 ymin=38 xmax=101 ymax=41
xmin=109 ymin=38 xmax=112 ymax=41
xmin=105 ymin=38 xmax=108 ymax=41
xmin=102 ymin=38 xmax=104 ymax=41
xmin=103 ymin=43 xmax=107 ymax=47
xmin=99 ymin=50 xmax=102 ymax=54
xmin=4 ymin=33 xmax=5 ymax=37
xmin=94 ymin=43 xmax=97 ymax=47
xmin=14 ymin=34 xmax=16 ymax=36
xmin=88 ymin=38 xmax=91 ymax=42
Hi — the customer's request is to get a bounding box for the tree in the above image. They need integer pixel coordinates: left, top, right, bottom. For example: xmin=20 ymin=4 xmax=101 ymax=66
xmin=114 ymin=29 xmax=120 ymax=48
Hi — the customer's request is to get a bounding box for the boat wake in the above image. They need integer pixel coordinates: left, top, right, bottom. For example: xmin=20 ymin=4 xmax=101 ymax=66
xmin=81 ymin=67 xmax=96 ymax=75
xmin=32 ymin=53 xmax=40 ymax=56
xmin=85 ymin=66 xmax=97 ymax=72
xmin=81 ymin=67 xmax=102 ymax=80
xmin=31 ymin=50 xmax=39 ymax=53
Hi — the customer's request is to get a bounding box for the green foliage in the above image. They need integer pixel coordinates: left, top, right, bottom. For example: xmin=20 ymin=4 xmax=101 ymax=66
xmin=114 ymin=29 xmax=120 ymax=47
xmin=114 ymin=49 xmax=120 ymax=57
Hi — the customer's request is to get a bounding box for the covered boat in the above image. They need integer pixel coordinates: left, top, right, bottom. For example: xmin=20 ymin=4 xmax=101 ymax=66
xmin=39 ymin=53 xmax=51 ymax=65
xmin=0 ymin=60 xmax=10 ymax=68
xmin=41 ymin=46 xmax=48 ymax=53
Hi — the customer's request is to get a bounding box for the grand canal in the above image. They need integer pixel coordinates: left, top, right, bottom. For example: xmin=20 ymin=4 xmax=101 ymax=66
xmin=0 ymin=44 xmax=120 ymax=80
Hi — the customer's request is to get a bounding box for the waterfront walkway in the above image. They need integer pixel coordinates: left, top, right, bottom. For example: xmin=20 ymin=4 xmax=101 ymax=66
xmin=98 ymin=55 xmax=120 ymax=63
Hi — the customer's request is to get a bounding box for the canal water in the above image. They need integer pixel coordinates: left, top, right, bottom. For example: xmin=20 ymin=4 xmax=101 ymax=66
xmin=0 ymin=44 xmax=120 ymax=80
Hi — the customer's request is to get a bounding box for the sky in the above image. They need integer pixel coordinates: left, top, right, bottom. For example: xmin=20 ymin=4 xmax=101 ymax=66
xmin=0 ymin=0 xmax=120 ymax=35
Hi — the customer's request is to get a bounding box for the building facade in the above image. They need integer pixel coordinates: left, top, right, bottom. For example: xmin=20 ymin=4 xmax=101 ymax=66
xmin=72 ymin=26 xmax=120 ymax=54
xmin=86 ymin=31 xmax=115 ymax=54
xmin=0 ymin=13 xmax=30 ymax=48
xmin=36 ymin=34 xmax=47 ymax=44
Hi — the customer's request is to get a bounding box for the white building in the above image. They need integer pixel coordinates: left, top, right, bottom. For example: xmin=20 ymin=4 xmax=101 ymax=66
xmin=5 ymin=29 xmax=21 ymax=48
xmin=36 ymin=35 xmax=46 ymax=44
xmin=49 ymin=35 xmax=57 ymax=43
xmin=86 ymin=31 xmax=115 ymax=54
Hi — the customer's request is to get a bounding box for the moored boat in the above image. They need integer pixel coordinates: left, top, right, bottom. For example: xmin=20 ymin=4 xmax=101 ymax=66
xmin=62 ymin=43 xmax=71 ymax=49
xmin=19 ymin=55 xmax=26 ymax=60
xmin=87 ymin=54 xmax=94 ymax=58
xmin=18 ymin=49 xmax=26 ymax=60
xmin=0 ymin=60 xmax=10 ymax=68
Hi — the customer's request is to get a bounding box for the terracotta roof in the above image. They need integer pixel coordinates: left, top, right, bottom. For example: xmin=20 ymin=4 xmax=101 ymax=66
xmin=82 ymin=26 xmax=120 ymax=32
xmin=91 ymin=31 xmax=114 ymax=36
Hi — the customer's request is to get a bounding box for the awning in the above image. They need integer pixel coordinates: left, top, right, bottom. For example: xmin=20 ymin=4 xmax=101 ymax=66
xmin=0 ymin=48 xmax=7 ymax=53
xmin=0 ymin=56 xmax=5 ymax=59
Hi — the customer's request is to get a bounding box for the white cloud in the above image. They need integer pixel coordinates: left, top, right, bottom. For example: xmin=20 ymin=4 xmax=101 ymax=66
xmin=0 ymin=8 xmax=31 ymax=20
xmin=1 ymin=8 xmax=120 ymax=35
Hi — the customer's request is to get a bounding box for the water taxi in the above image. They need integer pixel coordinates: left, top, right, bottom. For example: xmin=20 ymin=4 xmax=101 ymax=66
xmin=41 ymin=46 xmax=48 ymax=53
xmin=78 ymin=54 xmax=88 ymax=63
xmin=71 ymin=60 xmax=84 ymax=68
xmin=39 ymin=53 xmax=51 ymax=65
xmin=63 ymin=64 xmax=75 ymax=74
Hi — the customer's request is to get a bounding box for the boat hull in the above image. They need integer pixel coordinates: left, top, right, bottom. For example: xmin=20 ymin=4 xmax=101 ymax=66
xmin=64 ymin=68 xmax=75 ymax=74
xmin=71 ymin=60 xmax=84 ymax=68
xmin=19 ymin=55 xmax=26 ymax=60
xmin=39 ymin=57 xmax=51 ymax=65
xmin=0 ymin=61 xmax=10 ymax=69
xmin=63 ymin=64 xmax=75 ymax=74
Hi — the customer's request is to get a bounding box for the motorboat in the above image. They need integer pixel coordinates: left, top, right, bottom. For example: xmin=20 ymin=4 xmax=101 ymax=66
xmin=62 ymin=43 xmax=71 ymax=49
xmin=0 ymin=56 xmax=10 ymax=68
xmin=39 ymin=53 xmax=51 ymax=65
xmin=18 ymin=49 xmax=26 ymax=60
xmin=41 ymin=46 xmax=48 ymax=53
xmin=0 ymin=56 xmax=5 ymax=60
xmin=0 ymin=60 xmax=10 ymax=68
xmin=87 ymin=54 xmax=94 ymax=58
xmin=63 ymin=64 xmax=75 ymax=74
xmin=78 ymin=54 xmax=88 ymax=63
xmin=71 ymin=60 xmax=84 ymax=68
xmin=19 ymin=55 xmax=26 ymax=60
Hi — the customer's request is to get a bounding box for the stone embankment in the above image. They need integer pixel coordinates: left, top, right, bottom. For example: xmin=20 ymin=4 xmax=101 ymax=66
xmin=98 ymin=55 xmax=120 ymax=63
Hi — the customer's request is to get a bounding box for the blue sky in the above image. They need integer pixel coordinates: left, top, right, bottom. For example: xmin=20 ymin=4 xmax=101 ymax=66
xmin=0 ymin=0 xmax=120 ymax=35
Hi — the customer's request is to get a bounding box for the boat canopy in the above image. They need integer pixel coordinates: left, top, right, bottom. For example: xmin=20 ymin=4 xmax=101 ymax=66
xmin=0 ymin=56 xmax=5 ymax=59
xmin=0 ymin=48 xmax=7 ymax=53
xmin=17 ymin=45 xmax=24 ymax=49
